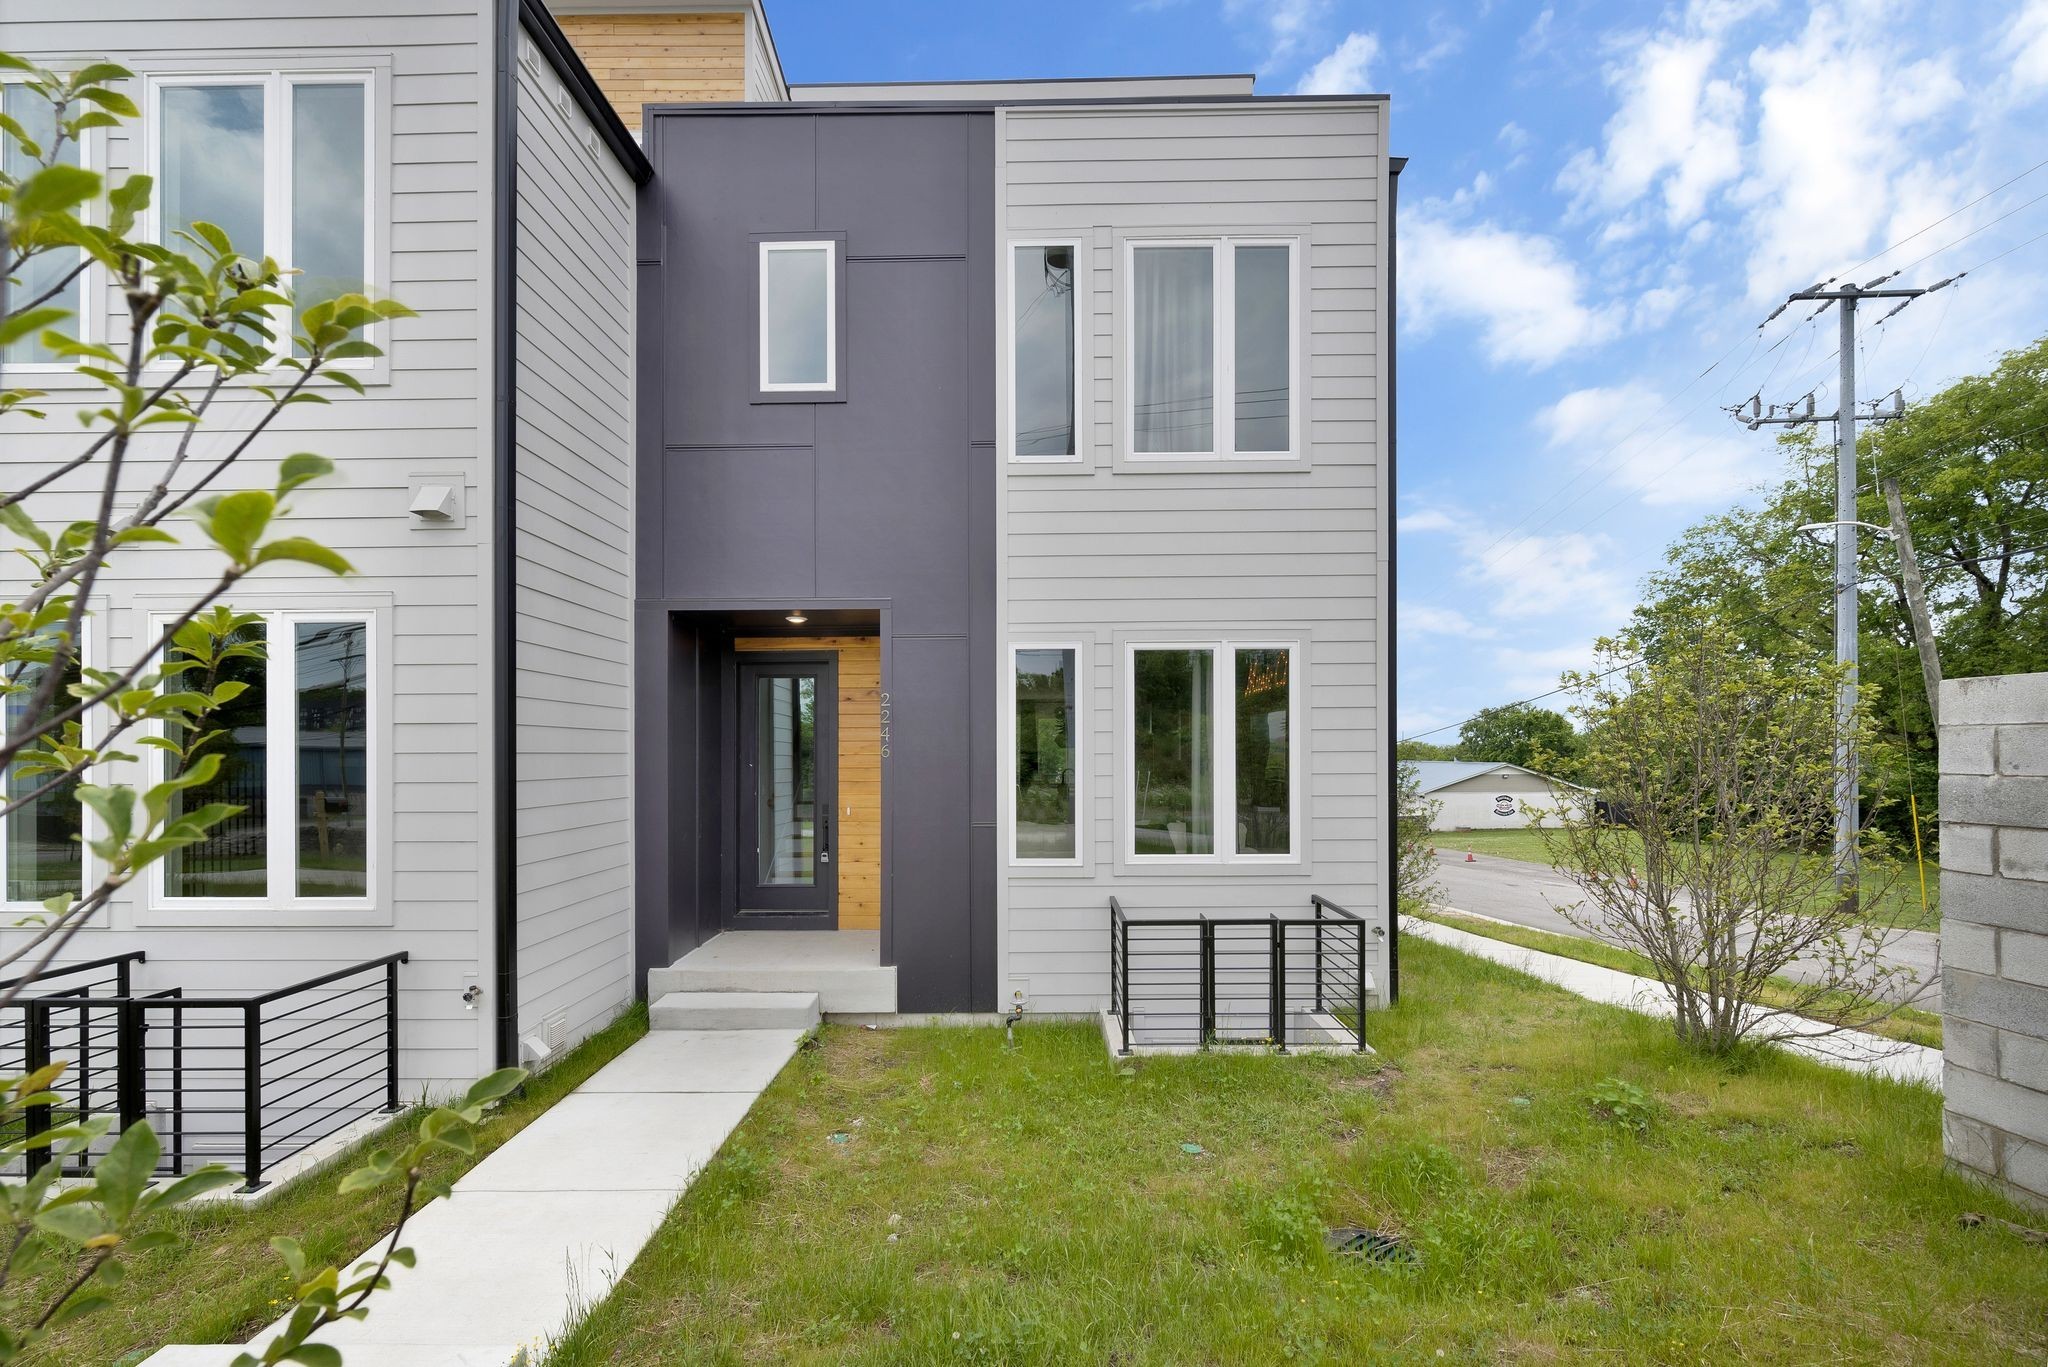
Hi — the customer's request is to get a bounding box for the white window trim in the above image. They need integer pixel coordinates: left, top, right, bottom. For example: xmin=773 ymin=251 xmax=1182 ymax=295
xmin=142 ymin=69 xmax=378 ymax=369
xmin=1122 ymin=235 xmax=1301 ymax=463
xmin=1005 ymin=640 xmax=1085 ymax=868
xmin=1 ymin=73 xmax=98 ymax=370
xmin=757 ymin=239 xmax=837 ymax=393
xmin=1123 ymin=639 xmax=1302 ymax=866
xmin=0 ymin=608 xmax=106 ymax=915
xmin=1004 ymin=239 xmax=1086 ymax=464
xmin=144 ymin=608 xmax=378 ymax=917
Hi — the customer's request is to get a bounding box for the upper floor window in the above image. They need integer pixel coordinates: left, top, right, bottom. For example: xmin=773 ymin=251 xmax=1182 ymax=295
xmin=1127 ymin=238 xmax=1298 ymax=460
xmin=2 ymin=80 xmax=87 ymax=368
xmin=759 ymin=239 xmax=836 ymax=392
xmin=1010 ymin=243 xmax=1081 ymax=461
xmin=149 ymin=72 xmax=370 ymax=349
xmin=151 ymin=612 xmax=374 ymax=908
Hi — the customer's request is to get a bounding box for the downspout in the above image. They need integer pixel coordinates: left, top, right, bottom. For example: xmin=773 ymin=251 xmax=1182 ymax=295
xmin=492 ymin=0 xmax=520 ymax=1070
xmin=1386 ymin=154 xmax=1405 ymax=1004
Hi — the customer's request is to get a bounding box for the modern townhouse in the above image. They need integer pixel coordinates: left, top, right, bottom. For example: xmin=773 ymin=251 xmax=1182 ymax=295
xmin=0 ymin=0 xmax=1397 ymax=1178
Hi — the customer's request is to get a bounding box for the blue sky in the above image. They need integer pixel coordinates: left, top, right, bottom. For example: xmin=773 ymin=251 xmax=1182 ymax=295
xmin=769 ymin=0 xmax=2048 ymax=740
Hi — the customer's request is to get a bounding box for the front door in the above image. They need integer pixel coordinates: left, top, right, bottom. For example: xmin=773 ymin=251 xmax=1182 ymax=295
xmin=733 ymin=657 xmax=836 ymax=925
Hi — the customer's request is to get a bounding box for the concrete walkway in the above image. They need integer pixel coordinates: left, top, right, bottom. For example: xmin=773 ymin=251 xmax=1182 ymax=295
xmin=146 ymin=1027 xmax=807 ymax=1367
xmin=1404 ymin=914 xmax=1944 ymax=1089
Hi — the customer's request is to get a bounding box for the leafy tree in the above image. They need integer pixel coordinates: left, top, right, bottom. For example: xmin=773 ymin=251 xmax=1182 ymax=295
xmin=1395 ymin=738 xmax=1458 ymax=761
xmin=1536 ymin=615 xmax=1915 ymax=1056
xmin=1394 ymin=761 xmax=1440 ymax=912
xmin=1634 ymin=333 xmax=2048 ymax=840
xmin=1455 ymin=703 xmax=1580 ymax=777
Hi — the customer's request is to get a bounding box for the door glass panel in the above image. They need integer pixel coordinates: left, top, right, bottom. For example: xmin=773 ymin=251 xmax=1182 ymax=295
xmin=1131 ymin=648 xmax=1214 ymax=855
xmin=755 ymin=675 xmax=817 ymax=886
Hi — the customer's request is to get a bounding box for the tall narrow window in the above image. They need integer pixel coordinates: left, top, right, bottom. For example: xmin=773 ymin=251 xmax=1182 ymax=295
xmin=1130 ymin=246 xmax=1214 ymax=454
xmin=1131 ymin=648 xmax=1214 ymax=856
xmin=295 ymin=621 xmax=368 ymax=897
xmin=1233 ymin=647 xmax=1291 ymax=855
xmin=2 ymin=83 xmax=86 ymax=366
xmin=4 ymin=646 xmax=83 ymax=903
xmin=290 ymin=81 xmax=368 ymax=343
xmin=1012 ymin=245 xmax=1077 ymax=459
xmin=1234 ymin=245 xmax=1292 ymax=454
xmin=163 ymin=620 xmax=269 ymax=901
xmin=1013 ymin=647 xmax=1078 ymax=861
xmin=759 ymin=241 xmax=834 ymax=391
xmin=160 ymin=84 xmax=266 ymax=256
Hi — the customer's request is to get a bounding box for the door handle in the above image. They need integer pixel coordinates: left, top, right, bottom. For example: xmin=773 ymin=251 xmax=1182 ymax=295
xmin=819 ymin=808 xmax=831 ymax=865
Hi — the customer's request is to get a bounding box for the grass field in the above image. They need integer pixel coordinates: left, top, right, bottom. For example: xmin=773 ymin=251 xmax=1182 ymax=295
xmin=1412 ymin=907 xmax=1944 ymax=1049
xmin=544 ymin=941 xmax=2042 ymax=1365
xmin=1429 ymin=827 xmax=1943 ymax=930
xmin=38 ymin=1004 xmax=649 ymax=1366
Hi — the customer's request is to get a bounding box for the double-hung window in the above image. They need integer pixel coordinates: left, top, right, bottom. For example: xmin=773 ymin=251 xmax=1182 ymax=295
xmin=151 ymin=612 xmax=374 ymax=909
xmin=2 ymin=79 xmax=90 ymax=368
xmin=1126 ymin=237 xmax=1298 ymax=460
xmin=1009 ymin=643 xmax=1082 ymax=864
xmin=1008 ymin=242 xmax=1082 ymax=461
xmin=148 ymin=71 xmax=372 ymax=351
xmin=1127 ymin=641 xmax=1299 ymax=863
xmin=758 ymin=240 xmax=837 ymax=392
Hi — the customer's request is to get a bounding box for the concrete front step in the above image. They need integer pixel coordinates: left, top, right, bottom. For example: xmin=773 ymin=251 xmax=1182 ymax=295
xmin=648 ymin=931 xmax=898 ymax=1013
xmin=650 ymin=990 xmax=822 ymax=1031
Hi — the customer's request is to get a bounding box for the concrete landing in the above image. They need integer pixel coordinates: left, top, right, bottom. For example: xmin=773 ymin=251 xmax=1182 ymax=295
xmin=651 ymin=989 xmax=821 ymax=1030
xmin=649 ymin=930 xmax=897 ymax=1013
xmin=143 ymin=1027 xmax=807 ymax=1367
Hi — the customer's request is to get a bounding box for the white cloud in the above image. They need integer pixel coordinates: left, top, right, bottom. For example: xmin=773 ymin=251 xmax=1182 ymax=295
xmin=1558 ymin=31 xmax=1744 ymax=231
xmin=1739 ymin=6 xmax=1963 ymax=301
xmin=1404 ymin=605 xmax=1497 ymax=639
xmin=1400 ymin=17 xmax=1464 ymax=74
xmin=1403 ymin=215 xmax=1621 ymax=368
xmin=1474 ymin=529 xmax=1634 ymax=620
xmin=1294 ymin=31 xmax=1378 ymax=94
xmin=1497 ymin=121 xmax=1531 ymax=151
xmin=1491 ymin=643 xmax=1602 ymax=698
xmin=1535 ymin=382 xmax=1774 ymax=506
xmin=1398 ymin=508 xmax=1458 ymax=534
xmin=1227 ymin=0 xmax=1332 ymax=72
xmin=2006 ymin=0 xmax=2048 ymax=96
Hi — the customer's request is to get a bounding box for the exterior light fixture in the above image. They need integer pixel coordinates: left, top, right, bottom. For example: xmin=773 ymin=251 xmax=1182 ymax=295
xmin=786 ymin=609 xmax=808 ymax=625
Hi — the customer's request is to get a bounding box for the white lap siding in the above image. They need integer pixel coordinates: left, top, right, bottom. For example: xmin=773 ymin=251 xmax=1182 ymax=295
xmin=0 ymin=3 xmax=497 ymax=1093
xmin=511 ymin=45 xmax=636 ymax=1054
xmin=994 ymin=100 xmax=1390 ymax=1014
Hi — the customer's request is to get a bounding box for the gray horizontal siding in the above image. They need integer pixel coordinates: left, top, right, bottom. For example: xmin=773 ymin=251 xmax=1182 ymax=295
xmin=0 ymin=4 xmax=495 ymax=1094
xmin=996 ymin=100 xmax=1389 ymax=1017
xmin=511 ymin=39 xmax=637 ymax=1056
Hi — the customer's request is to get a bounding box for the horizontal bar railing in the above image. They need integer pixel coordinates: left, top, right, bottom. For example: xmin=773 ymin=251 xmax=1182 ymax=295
xmin=0 ymin=952 xmax=408 ymax=1190
xmin=1110 ymin=898 xmax=1372 ymax=1055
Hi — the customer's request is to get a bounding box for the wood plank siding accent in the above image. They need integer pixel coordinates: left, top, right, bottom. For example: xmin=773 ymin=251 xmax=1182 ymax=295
xmin=735 ymin=636 xmax=882 ymax=931
xmin=555 ymin=12 xmax=745 ymax=129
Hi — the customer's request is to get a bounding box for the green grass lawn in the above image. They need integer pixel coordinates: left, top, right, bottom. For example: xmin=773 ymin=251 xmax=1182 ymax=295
xmin=1430 ymin=827 xmax=1944 ymax=930
xmin=37 ymin=1004 xmax=649 ymax=1366
xmin=1413 ymin=907 xmax=1944 ymax=1049
xmin=547 ymin=943 xmax=2044 ymax=1365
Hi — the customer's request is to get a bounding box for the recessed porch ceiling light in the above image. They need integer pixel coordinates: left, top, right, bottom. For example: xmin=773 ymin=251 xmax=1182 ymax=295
xmin=786 ymin=610 xmax=808 ymax=625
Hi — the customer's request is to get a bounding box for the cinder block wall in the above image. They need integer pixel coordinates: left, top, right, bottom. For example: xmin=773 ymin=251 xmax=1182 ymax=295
xmin=1939 ymin=671 xmax=2048 ymax=1210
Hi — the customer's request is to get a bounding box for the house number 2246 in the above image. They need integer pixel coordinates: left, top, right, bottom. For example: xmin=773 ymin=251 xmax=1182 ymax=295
xmin=879 ymin=691 xmax=891 ymax=759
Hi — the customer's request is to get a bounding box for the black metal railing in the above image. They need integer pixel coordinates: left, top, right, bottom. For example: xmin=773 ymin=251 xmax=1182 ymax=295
xmin=1110 ymin=896 xmax=1373 ymax=1054
xmin=0 ymin=952 xmax=408 ymax=1190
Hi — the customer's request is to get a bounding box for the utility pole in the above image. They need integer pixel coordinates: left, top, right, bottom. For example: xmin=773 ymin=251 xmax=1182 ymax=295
xmin=1882 ymin=476 xmax=1943 ymax=728
xmin=1736 ymin=278 xmax=1941 ymax=901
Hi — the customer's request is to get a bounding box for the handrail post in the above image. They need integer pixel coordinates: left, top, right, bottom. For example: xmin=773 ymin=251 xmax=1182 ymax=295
xmin=1355 ymin=922 xmax=1368 ymax=1053
xmin=1313 ymin=899 xmax=1325 ymax=1013
xmin=384 ymin=958 xmax=403 ymax=1112
xmin=242 ymin=1003 xmax=266 ymax=1193
xmin=24 ymin=1003 xmax=50 ymax=1177
xmin=171 ymin=1000 xmax=186 ymax=1175
xmin=1198 ymin=919 xmax=1215 ymax=1050
xmin=1270 ymin=914 xmax=1288 ymax=1054
xmin=1116 ymin=904 xmax=1132 ymax=1056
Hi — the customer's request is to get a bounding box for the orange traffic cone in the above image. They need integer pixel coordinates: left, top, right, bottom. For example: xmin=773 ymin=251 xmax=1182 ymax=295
xmin=1464 ymin=852 xmax=1476 ymax=863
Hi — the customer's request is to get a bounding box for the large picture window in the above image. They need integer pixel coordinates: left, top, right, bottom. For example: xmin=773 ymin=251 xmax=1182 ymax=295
xmin=1126 ymin=237 xmax=1298 ymax=460
xmin=1009 ymin=243 xmax=1080 ymax=460
xmin=150 ymin=72 xmax=372 ymax=355
xmin=1010 ymin=644 xmax=1081 ymax=864
xmin=153 ymin=612 xmax=373 ymax=908
xmin=1127 ymin=641 xmax=1299 ymax=863
xmin=759 ymin=240 xmax=836 ymax=392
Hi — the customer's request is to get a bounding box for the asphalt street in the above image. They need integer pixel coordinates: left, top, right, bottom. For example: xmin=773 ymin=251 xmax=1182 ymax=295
xmin=1429 ymin=849 xmax=1943 ymax=1013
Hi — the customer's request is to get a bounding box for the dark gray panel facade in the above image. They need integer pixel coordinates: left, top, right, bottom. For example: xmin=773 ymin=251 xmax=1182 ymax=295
xmin=636 ymin=108 xmax=998 ymax=1011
